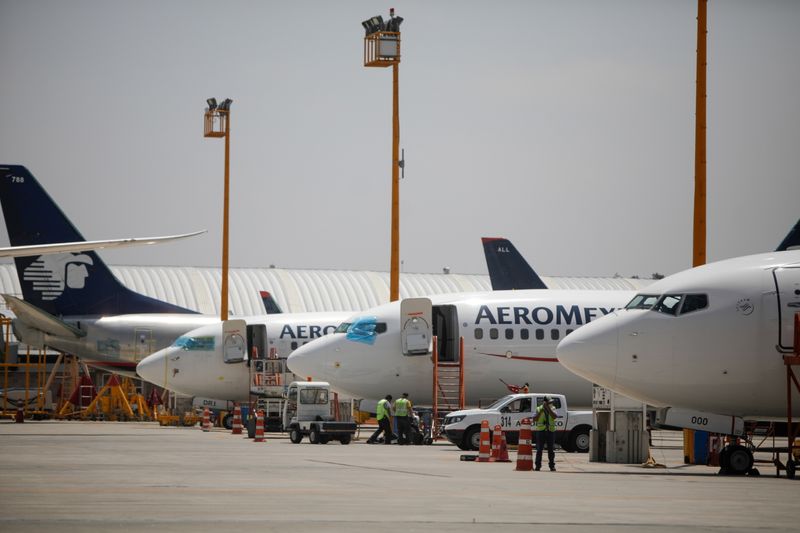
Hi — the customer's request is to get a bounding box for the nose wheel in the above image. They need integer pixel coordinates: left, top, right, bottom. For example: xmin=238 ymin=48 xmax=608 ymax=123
xmin=718 ymin=444 xmax=755 ymax=476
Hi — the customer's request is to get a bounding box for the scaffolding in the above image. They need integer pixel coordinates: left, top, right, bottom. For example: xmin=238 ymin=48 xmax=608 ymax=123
xmin=0 ymin=315 xmax=54 ymax=419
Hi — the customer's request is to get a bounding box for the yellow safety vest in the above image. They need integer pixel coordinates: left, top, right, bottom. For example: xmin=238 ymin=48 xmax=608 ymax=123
xmin=535 ymin=405 xmax=556 ymax=432
xmin=395 ymin=398 xmax=410 ymax=416
xmin=377 ymin=399 xmax=391 ymax=420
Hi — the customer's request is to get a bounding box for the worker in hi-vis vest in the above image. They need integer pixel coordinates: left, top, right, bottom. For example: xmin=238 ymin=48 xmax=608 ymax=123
xmin=367 ymin=394 xmax=394 ymax=444
xmin=533 ymin=396 xmax=559 ymax=471
xmin=393 ymin=393 xmax=413 ymax=445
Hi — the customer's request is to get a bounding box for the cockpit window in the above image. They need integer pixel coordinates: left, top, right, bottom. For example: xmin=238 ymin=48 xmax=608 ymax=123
xmin=173 ymin=336 xmax=215 ymax=351
xmin=345 ymin=316 xmax=380 ymax=345
xmin=654 ymin=295 xmax=683 ymax=315
xmin=680 ymin=294 xmax=708 ymax=315
xmin=625 ymin=294 xmax=660 ymax=310
xmin=335 ymin=322 xmax=352 ymax=334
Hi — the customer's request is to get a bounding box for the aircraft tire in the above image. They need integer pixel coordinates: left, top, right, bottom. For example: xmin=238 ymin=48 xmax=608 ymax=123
xmin=725 ymin=445 xmax=753 ymax=476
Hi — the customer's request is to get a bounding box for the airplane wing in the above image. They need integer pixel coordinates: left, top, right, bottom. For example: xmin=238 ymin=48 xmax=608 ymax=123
xmin=0 ymin=230 xmax=206 ymax=258
xmin=2 ymin=294 xmax=84 ymax=338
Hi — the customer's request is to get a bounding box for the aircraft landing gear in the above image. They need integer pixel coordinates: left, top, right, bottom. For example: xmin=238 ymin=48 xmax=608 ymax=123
xmin=718 ymin=444 xmax=755 ymax=476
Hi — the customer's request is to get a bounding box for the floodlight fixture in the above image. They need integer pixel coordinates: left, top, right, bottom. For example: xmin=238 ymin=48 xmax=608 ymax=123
xmin=385 ymin=9 xmax=403 ymax=32
xmin=361 ymin=15 xmax=384 ymax=36
xmin=217 ymin=98 xmax=233 ymax=112
xmin=206 ymin=98 xmax=218 ymax=111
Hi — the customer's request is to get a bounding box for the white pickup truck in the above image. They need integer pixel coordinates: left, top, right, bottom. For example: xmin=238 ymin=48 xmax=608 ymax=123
xmin=442 ymin=393 xmax=593 ymax=453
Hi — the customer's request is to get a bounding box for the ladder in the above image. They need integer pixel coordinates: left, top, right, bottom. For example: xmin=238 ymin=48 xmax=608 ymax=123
xmin=431 ymin=336 xmax=465 ymax=439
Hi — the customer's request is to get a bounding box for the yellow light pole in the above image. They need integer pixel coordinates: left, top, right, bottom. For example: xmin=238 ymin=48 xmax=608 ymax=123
xmin=362 ymin=10 xmax=403 ymax=302
xmin=204 ymin=98 xmax=233 ymax=320
xmin=693 ymin=0 xmax=707 ymax=267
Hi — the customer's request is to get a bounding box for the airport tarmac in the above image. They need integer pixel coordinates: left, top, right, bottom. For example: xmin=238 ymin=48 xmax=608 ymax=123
xmin=0 ymin=421 xmax=795 ymax=532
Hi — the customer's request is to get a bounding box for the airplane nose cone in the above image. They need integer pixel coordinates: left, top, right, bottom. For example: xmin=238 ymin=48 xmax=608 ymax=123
xmin=287 ymin=336 xmax=338 ymax=381
xmin=137 ymin=348 xmax=169 ymax=386
xmin=557 ymin=317 xmax=619 ymax=388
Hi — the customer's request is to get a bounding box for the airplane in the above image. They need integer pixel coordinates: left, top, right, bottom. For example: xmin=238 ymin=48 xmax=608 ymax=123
xmin=556 ymin=250 xmax=800 ymax=475
xmin=134 ymin=236 xmax=564 ymax=401
xmin=0 ymin=165 xmax=226 ymax=374
xmin=286 ymin=290 xmax=639 ymax=408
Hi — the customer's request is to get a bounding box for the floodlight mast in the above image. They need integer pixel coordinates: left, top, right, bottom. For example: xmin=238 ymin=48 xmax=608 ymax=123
xmin=204 ymin=97 xmax=233 ymax=320
xmin=362 ymin=9 xmax=403 ymax=302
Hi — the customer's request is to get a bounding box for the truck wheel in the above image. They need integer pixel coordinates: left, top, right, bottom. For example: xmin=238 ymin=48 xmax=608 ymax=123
xmin=309 ymin=426 xmax=321 ymax=444
xmin=222 ymin=413 xmax=233 ymax=430
xmin=289 ymin=427 xmax=303 ymax=444
xmin=340 ymin=435 xmax=352 ymax=445
xmin=465 ymin=426 xmax=483 ymax=451
xmin=568 ymin=427 xmax=591 ymax=453
xmin=319 ymin=436 xmax=331 ymax=444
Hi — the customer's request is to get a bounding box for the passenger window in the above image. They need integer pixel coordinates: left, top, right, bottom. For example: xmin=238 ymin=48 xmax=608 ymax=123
xmin=565 ymin=329 xmax=574 ymax=336
xmin=551 ymin=329 xmax=560 ymax=340
xmin=490 ymin=328 xmax=499 ymax=340
xmin=474 ymin=328 xmax=483 ymax=340
xmin=654 ymin=295 xmax=683 ymax=316
xmin=680 ymin=294 xmax=708 ymax=315
xmin=535 ymin=329 xmax=544 ymax=340
xmin=520 ymin=329 xmax=529 ymax=340
xmin=505 ymin=328 xmax=514 ymax=340
xmin=291 ymin=341 xmax=298 ymax=350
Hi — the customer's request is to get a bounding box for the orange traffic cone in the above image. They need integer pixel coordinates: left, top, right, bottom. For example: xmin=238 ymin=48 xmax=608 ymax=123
xmin=477 ymin=420 xmax=492 ymax=462
xmin=490 ymin=424 xmax=502 ymax=461
xmin=202 ymin=407 xmax=211 ymax=432
xmin=515 ymin=417 xmax=533 ymax=471
xmin=253 ymin=410 xmax=266 ymax=443
xmin=231 ymin=403 xmax=242 ymax=435
xmin=497 ymin=430 xmax=512 ymax=463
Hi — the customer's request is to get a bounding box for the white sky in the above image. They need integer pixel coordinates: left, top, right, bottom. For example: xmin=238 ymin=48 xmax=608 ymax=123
xmin=1 ymin=0 xmax=798 ymax=279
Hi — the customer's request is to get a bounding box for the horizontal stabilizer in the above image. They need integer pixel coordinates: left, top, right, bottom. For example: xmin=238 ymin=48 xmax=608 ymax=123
xmin=2 ymin=294 xmax=85 ymax=339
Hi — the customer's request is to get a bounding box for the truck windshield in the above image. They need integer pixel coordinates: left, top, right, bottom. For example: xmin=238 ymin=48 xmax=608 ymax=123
xmin=485 ymin=395 xmax=513 ymax=410
xmin=299 ymin=387 xmax=328 ymax=405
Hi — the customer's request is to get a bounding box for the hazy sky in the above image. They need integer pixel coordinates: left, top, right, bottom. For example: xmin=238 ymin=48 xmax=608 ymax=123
xmin=1 ymin=1 xmax=798 ymax=279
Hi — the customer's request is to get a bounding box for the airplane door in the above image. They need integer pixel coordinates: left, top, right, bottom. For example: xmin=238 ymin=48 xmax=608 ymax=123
xmin=134 ymin=328 xmax=153 ymax=362
xmin=222 ymin=319 xmax=247 ymax=363
xmin=774 ymin=266 xmax=800 ymax=351
xmin=401 ymin=298 xmax=432 ymax=355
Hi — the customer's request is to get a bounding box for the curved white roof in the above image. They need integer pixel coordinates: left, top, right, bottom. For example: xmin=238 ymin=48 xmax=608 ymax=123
xmin=0 ymin=263 xmax=652 ymax=316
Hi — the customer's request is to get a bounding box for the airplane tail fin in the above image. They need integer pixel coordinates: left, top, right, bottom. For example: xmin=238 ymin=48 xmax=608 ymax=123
xmin=259 ymin=291 xmax=283 ymax=314
xmin=0 ymin=165 xmax=196 ymax=316
xmin=776 ymin=218 xmax=800 ymax=251
xmin=482 ymin=237 xmax=547 ymax=290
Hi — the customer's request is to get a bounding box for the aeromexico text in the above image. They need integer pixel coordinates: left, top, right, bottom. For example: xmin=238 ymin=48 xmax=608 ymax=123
xmin=475 ymin=305 xmax=615 ymax=326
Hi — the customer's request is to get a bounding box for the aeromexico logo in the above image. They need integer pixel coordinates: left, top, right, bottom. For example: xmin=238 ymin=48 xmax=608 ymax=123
xmin=22 ymin=253 xmax=93 ymax=301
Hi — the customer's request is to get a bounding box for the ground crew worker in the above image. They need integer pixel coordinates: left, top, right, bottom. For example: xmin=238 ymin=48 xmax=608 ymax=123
xmin=533 ymin=396 xmax=558 ymax=471
xmin=394 ymin=393 xmax=412 ymax=445
xmin=367 ymin=394 xmax=394 ymax=444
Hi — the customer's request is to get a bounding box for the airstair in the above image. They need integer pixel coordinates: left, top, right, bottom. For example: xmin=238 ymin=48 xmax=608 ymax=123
xmin=431 ymin=336 xmax=465 ymax=439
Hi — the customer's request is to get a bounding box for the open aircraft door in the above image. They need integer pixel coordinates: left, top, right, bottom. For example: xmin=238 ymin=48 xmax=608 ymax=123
xmin=401 ymin=298 xmax=432 ymax=355
xmin=774 ymin=266 xmax=800 ymax=352
xmin=223 ymin=319 xmax=247 ymax=363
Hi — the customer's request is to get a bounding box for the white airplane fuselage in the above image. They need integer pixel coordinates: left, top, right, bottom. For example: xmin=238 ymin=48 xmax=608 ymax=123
xmin=557 ymin=251 xmax=800 ymax=419
xmin=136 ymin=312 xmax=352 ymax=400
xmin=287 ymin=290 xmax=636 ymax=408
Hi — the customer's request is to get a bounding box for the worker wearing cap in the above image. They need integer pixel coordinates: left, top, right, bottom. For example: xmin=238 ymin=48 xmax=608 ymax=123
xmin=394 ymin=393 xmax=412 ymax=445
xmin=367 ymin=395 xmax=394 ymax=444
xmin=533 ymin=396 xmax=558 ymax=471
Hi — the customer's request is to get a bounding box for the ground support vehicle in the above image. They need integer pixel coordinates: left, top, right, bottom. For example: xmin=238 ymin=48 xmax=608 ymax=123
xmin=443 ymin=393 xmax=592 ymax=452
xmin=284 ymin=381 xmax=356 ymax=444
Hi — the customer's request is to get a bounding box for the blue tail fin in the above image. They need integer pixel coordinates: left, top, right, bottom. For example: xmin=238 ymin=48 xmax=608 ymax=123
xmin=0 ymin=165 xmax=196 ymax=316
xmin=776 ymin=218 xmax=800 ymax=251
xmin=482 ymin=237 xmax=547 ymax=290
